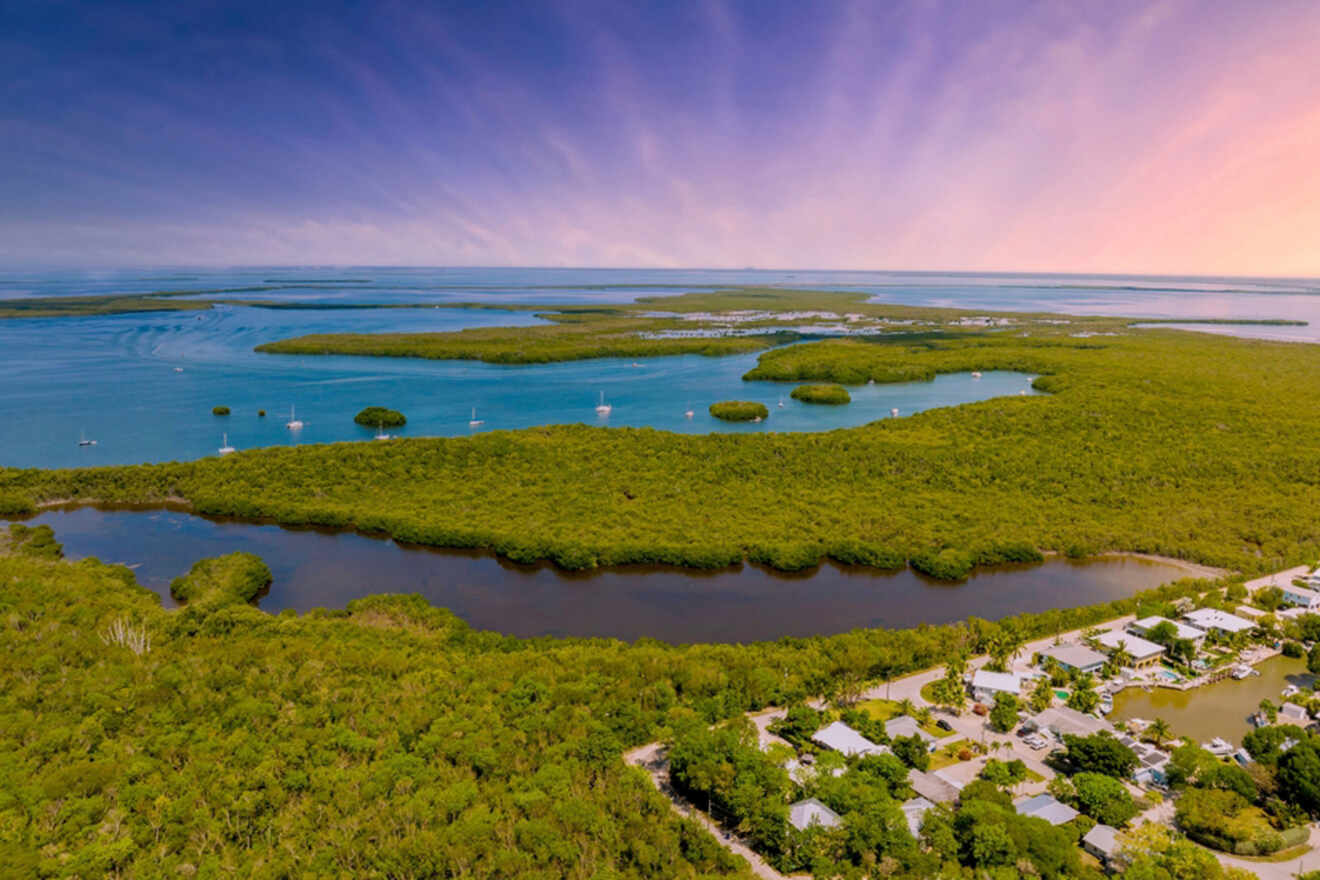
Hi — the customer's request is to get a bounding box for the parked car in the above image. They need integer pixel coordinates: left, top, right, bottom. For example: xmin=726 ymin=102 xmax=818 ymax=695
xmin=936 ymin=719 xmax=953 ymax=731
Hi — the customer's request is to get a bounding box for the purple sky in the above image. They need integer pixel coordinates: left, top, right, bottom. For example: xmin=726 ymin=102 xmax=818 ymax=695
xmin=4 ymin=0 xmax=1319 ymax=272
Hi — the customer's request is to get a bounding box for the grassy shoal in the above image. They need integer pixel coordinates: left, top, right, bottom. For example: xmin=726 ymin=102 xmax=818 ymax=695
xmin=4 ymin=325 xmax=1320 ymax=576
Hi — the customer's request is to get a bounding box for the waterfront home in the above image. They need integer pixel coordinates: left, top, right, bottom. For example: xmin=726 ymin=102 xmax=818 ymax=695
xmin=1040 ymin=643 xmax=1108 ymax=675
xmin=1026 ymin=706 xmax=1111 ymax=741
xmin=1280 ymin=583 xmax=1320 ymax=611
xmin=1182 ymin=608 xmax=1254 ymax=637
xmin=901 ymin=796 xmax=935 ymax=837
xmin=1128 ymin=616 xmax=1207 ymax=646
xmin=885 ymin=715 xmax=937 ymax=749
xmin=1116 ymin=734 xmax=1171 ymax=785
xmin=788 ymin=797 xmax=841 ymax=831
xmin=907 ymin=768 xmax=961 ymax=804
xmin=1082 ymin=824 xmax=1122 ymax=869
xmin=1014 ymin=793 xmax=1079 ymax=825
xmin=1280 ymin=702 xmax=1310 ymax=724
xmin=1233 ymin=747 xmax=1254 ymax=766
xmin=970 ymin=669 xmax=1022 ymax=703
xmin=1095 ymin=630 xmax=1164 ymax=669
xmin=811 ymin=721 xmax=891 ymax=758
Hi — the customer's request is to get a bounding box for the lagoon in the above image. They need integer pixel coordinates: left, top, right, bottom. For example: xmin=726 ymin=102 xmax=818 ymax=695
xmin=15 ymin=507 xmax=1199 ymax=643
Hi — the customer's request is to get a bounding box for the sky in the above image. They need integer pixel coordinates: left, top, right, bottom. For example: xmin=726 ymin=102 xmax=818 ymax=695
xmin=3 ymin=0 xmax=1319 ymax=274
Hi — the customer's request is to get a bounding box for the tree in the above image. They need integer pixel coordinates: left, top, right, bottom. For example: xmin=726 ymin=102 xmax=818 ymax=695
xmin=1028 ymin=676 xmax=1053 ymax=713
xmin=891 ymin=734 xmax=930 ymax=771
xmin=1072 ymin=772 xmax=1138 ymax=826
xmin=979 ymin=759 xmax=1027 ymax=790
xmin=1308 ymin=643 xmax=1320 ymax=675
xmin=1066 ymin=674 xmax=1100 ymax=714
xmin=1055 ymin=732 xmax=1138 ymax=778
xmin=988 ymin=692 xmax=1020 ymax=733
xmin=1277 ymin=739 xmax=1320 ymax=815
xmin=1257 ymin=586 xmax=1284 ymax=612
xmin=1107 ymin=640 xmax=1135 ymax=671
xmin=930 ymin=668 xmax=966 ymax=715
xmin=1121 ymin=823 xmax=1257 ymax=880
xmin=1143 ymin=717 xmax=1172 ymax=749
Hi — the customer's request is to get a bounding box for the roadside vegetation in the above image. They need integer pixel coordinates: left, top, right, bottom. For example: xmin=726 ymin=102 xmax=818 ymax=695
xmin=789 ymin=384 xmax=851 ymax=405
xmin=709 ymin=401 xmax=769 ymax=421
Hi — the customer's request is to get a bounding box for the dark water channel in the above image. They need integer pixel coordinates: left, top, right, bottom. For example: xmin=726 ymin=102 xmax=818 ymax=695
xmin=16 ymin=507 xmax=1199 ymax=643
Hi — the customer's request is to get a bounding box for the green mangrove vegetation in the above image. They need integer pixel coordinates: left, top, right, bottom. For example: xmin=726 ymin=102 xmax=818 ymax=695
xmin=709 ymin=400 xmax=769 ymax=422
xmin=211 ymin=405 xmax=230 ymax=416
xmin=789 ymin=384 xmax=851 ymax=405
xmin=0 ymin=528 xmax=1221 ymax=878
xmin=7 ymin=321 xmax=1320 ymax=578
xmin=354 ymin=406 xmax=407 ymax=428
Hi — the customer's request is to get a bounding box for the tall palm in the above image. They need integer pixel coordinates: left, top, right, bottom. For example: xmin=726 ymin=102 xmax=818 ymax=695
xmin=1109 ymin=640 xmax=1134 ymax=671
xmin=1145 ymin=717 xmax=1172 ymax=748
xmin=897 ymin=697 xmax=916 ymax=718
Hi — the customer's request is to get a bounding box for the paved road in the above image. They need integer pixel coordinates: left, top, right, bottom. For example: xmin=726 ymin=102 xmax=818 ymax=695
xmin=1246 ymin=566 xmax=1310 ymax=593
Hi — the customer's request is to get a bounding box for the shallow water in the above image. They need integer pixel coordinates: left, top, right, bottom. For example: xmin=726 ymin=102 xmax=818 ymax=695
xmin=14 ymin=507 xmax=1198 ymax=643
xmin=1110 ymin=655 xmax=1313 ymax=744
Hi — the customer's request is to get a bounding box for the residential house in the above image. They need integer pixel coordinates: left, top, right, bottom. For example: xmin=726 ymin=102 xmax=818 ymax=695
xmin=1182 ymin=608 xmax=1254 ymax=637
xmin=811 ymin=721 xmax=891 ymax=758
xmin=885 ymin=715 xmax=937 ymax=750
xmin=1026 ymin=706 xmax=1111 ymax=741
xmin=1280 ymin=584 xmax=1320 ymax=611
xmin=1095 ymin=630 xmax=1165 ymax=669
xmin=901 ymin=796 xmax=935 ymax=837
xmin=1083 ymin=823 xmax=1122 ymax=869
xmin=1117 ymin=733 xmax=1171 ymax=786
xmin=1280 ymin=702 xmax=1310 ymax=724
xmin=1039 ymin=643 xmax=1108 ymax=675
xmin=970 ymin=669 xmax=1022 ymax=704
xmin=907 ymin=768 xmax=961 ymax=805
xmin=1014 ymin=793 xmax=1080 ymax=826
xmin=788 ymin=797 xmax=841 ymax=831
xmin=1128 ymin=616 xmax=1206 ymax=647
xmin=1306 ymin=568 xmax=1320 ymax=590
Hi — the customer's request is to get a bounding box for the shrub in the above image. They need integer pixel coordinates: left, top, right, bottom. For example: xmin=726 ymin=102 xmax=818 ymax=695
xmin=212 ymin=405 xmax=230 ymax=416
xmin=910 ymin=548 xmax=975 ymax=581
xmin=789 ymin=384 xmax=851 ymax=405
xmin=169 ymin=552 xmax=273 ymax=606
xmin=354 ymin=406 xmax=407 ymax=428
xmin=709 ymin=400 xmax=769 ymax=422
xmin=1283 ymin=640 xmax=1304 ymax=658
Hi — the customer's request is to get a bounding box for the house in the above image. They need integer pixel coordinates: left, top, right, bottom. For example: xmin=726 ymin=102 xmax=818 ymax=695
xmin=1039 ymin=643 xmax=1108 ymax=675
xmin=1116 ymin=732 xmax=1170 ymax=785
xmin=1280 ymin=702 xmax=1310 ymax=723
xmin=788 ymin=797 xmax=841 ymax=831
xmin=1182 ymin=608 xmax=1255 ymax=637
xmin=885 ymin=715 xmax=937 ymax=748
xmin=1014 ymin=793 xmax=1080 ymax=826
xmin=1306 ymin=568 xmax=1320 ymax=590
xmin=1083 ymin=823 xmax=1122 ymax=868
xmin=907 ymin=768 xmax=961 ymax=804
xmin=1095 ymin=630 xmax=1165 ymax=669
xmin=1128 ymin=616 xmax=1207 ymax=646
xmin=1026 ymin=706 xmax=1111 ymax=741
xmin=812 ymin=721 xmax=891 ymax=758
xmin=970 ymin=669 xmax=1022 ymax=703
xmin=1281 ymin=584 xmax=1320 ymax=611
xmin=901 ymin=796 xmax=935 ymax=837
xmin=1235 ymin=605 xmax=1267 ymax=620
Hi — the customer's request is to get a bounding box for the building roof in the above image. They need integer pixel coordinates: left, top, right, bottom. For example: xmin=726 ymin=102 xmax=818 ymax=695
xmin=901 ymin=796 xmax=935 ymax=837
xmin=1015 ymin=794 xmax=1080 ymax=826
xmin=1131 ymin=616 xmax=1206 ymax=641
xmin=1083 ymin=823 xmax=1121 ymax=858
xmin=788 ymin=797 xmax=841 ymax=831
xmin=1280 ymin=702 xmax=1310 ymax=721
xmin=1235 ymin=605 xmax=1267 ymax=619
xmin=1040 ymin=643 xmax=1108 ymax=670
xmin=886 ymin=715 xmax=936 ymax=744
xmin=907 ymin=768 xmax=961 ymax=804
xmin=1183 ymin=608 xmax=1254 ymax=633
xmin=1029 ymin=706 xmax=1111 ymax=739
xmin=971 ymin=669 xmax=1022 ymax=695
xmin=812 ymin=721 xmax=890 ymax=758
xmin=1096 ymin=629 xmax=1165 ymax=660
xmin=1282 ymin=585 xmax=1320 ymax=604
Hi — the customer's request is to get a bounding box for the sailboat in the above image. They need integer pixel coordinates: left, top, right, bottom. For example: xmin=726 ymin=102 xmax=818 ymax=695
xmin=890 ymin=408 xmax=899 ymax=417
xmin=777 ymin=396 xmax=785 ymax=408
xmin=78 ymin=429 xmax=97 ymax=447
xmin=469 ymin=407 xmax=484 ymax=427
xmin=285 ymin=405 xmax=304 ymax=430
xmin=218 ymin=433 xmax=236 ymax=455
xmin=595 ymin=391 xmax=612 ymax=416
xmin=684 ymin=402 xmax=694 ymax=419
xmin=374 ymin=421 xmax=392 ymax=441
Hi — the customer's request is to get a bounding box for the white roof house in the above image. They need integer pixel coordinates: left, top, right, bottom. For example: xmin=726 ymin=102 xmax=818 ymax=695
xmin=1183 ymin=608 xmax=1255 ymax=635
xmin=1280 ymin=702 xmax=1310 ymax=723
xmin=1306 ymin=568 xmax=1320 ymax=590
xmin=1014 ymin=793 xmax=1080 ymax=826
xmin=1235 ymin=605 xmax=1267 ymax=620
xmin=811 ymin=721 xmax=891 ymax=758
xmin=1281 ymin=584 xmax=1320 ymax=610
xmin=885 ymin=715 xmax=937 ymax=746
xmin=1027 ymin=706 xmax=1111 ymax=740
xmin=971 ymin=669 xmax=1022 ymax=702
xmin=1082 ymin=824 xmax=1121 ymax=864
xmin=788 ymin=797 xmax=841 ymax=831
xmin=901 ymin=796 xmax=935 ymax=837
xmin=1040 ymin=643 xmax=1108 ymax=674
xmin=1096 ymin=630 xmax=1165 ymax=662
xmin=908 ymin=768 xmax=961 ymax=804
xmin=1129 ymin=616 xmax=1206 ymax=642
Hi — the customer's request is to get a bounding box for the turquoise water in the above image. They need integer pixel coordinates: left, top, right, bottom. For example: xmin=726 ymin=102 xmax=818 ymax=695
xmin=2 ymin=266 xmax=1314 ymax=470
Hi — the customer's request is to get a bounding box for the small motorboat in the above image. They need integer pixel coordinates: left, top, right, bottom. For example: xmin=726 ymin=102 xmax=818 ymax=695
xmin=972 ymin=371 xmax=982 ymax=379
xmin=78 ymin=429 xmax=97 ymax=447
xmin=173 ymin=367 xmax=184 ymax=373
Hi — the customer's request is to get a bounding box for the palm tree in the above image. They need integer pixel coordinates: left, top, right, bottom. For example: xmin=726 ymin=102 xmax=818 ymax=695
xmin=897 ymin=697 xmax=916 ymax=718
xmin=1109 ymin=640 xmax=1134 ymax=671
xmin=1145 ymin=717 xmax=1172 ymax=748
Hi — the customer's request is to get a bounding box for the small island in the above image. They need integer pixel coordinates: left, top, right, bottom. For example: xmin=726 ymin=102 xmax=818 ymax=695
xmin=354 ymin=406 xmax=406 ymax=428
xmin=709 ymin=400 xmax=769 ymax=422
xmin=211 ymin=405 xmax=230 ymax=416
xmin=790 ymin=383 xmax=851 ymax=405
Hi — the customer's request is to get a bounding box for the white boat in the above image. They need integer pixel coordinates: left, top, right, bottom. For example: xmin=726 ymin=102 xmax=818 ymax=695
xmin=972 ymin=371 xmax=982 ymax=379
xmin=218 ymin=433 xmax=236 ymax=455
xmin=173 ymin=367 xmax=184 ymax=373
xmin=595 ymin=392 xmax=612 ymax=416
xmin=1283 ymin=684 xmax=1301 ymax=698
xmin=683 ymin=403 xmax=694 ymax=419
xmin=1205 ymin=737 xmax=1236 ymax=757
xmin=751 ymin=416 xmax=762 ymax=423
xmin=777 ymin=397 xmax=785 ymax=408
xmin=1232 ymin=664 xmax=1257 ymax=680
xmin=890 ymin=408 xmax=899 ymax=417
xmin=78 ymin=429 xmax=97 ymax=447
xmin=285 ymin=405 xmax=304 ymax=430
xmin=468 ymin=407 xmax=484 ymax=427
